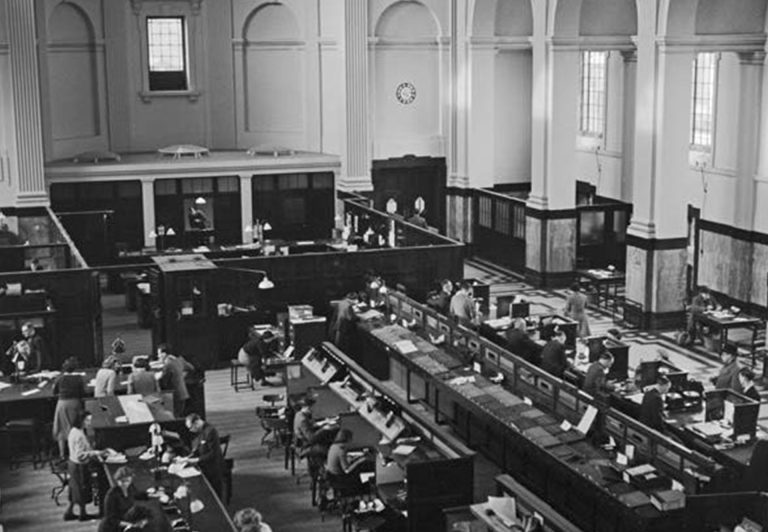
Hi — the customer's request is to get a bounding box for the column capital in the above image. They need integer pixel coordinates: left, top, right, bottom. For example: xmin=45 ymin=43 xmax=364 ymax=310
xmin=738 ymin=51 xmax=766 ymax=66
xmin=621 ymin=50 xmax=637 ymax=63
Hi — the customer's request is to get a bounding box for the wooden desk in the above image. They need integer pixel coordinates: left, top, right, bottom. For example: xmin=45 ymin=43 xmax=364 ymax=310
xmin=577 ymin=268 xmax=626 ymax=313
xmin=692 ymin=311 xmax=762 ymax=363
xmin=85 ymin=393 xmax=184 ymax=450
xmin=103 ymin=456 xmax=236 ymax=532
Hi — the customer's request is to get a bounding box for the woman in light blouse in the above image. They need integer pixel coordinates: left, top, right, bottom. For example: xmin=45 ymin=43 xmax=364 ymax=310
xmin=65 ymin=411 xmax=106 ymax=521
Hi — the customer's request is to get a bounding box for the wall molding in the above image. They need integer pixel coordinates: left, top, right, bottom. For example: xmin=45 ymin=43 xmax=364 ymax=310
xmin=626 ymin=234 xmax=688 ymax=251
xmin=524 ymin=206 xmax=577 ymax=220
xmin=699 ymin=217 xmax=768 ymax=246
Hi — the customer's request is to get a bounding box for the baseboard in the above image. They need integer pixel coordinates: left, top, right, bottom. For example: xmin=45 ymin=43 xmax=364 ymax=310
xmin=524 ymin=268 xmax=576 ymax=289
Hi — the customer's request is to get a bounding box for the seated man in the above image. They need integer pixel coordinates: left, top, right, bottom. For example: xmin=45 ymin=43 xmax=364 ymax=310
xmin=687 ymin=286 xmax=718 ymax=342
xmin=711 ymin=345 xmax=743 ymax=393
xmin=583 ymin=352 xmax=614 ymax=397
xmin=504 ymin=318 xmax=542 ymax=366
xmin=639 ymin=375 xmax=671 ymax=432
xmin=540 ymin=329 xmax=570 ymax=378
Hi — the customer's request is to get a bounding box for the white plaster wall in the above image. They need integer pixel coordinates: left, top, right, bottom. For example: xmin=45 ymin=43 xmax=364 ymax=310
xmin=712 ymin=53 xmax=739 ymax=173
xmin=494 ymin=49 xmax=531 ymax=183
xmin=468 ymin=45 xmax=495 ymax=188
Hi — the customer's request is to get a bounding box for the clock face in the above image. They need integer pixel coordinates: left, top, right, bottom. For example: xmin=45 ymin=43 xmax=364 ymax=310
xmin=395 ymin=82 xmax=416 ymax=105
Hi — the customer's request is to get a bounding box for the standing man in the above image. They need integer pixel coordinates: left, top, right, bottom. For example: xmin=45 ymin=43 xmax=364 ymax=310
xmin=639 ymin=376 xmax=671 ymax=432
xmin=450 ymin=281 xmax=476 ymax=327
xmin=540 ymin=329 xmax=570 ymax=378
xmin=22 ymin=322 xmax=49 ymax=372
xmin=183 ymin=413 xmax=224 ymax=497
xmin=328 ymin=292 xmax=359 ymax=354
xmin=711 ymin=345 xmax=743 ymax=393
xmin=583 ymin=352 xmax=614 ymax=397
xmin=157 ymin=344 xmax=194 ymax=418
xmin=564 ymin=283 xmax=590 ymax=338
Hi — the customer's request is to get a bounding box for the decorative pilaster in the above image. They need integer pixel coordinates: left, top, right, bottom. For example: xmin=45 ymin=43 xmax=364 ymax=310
xmin=340 ymin=0 xmax=371 ymax=191
xmin=7 ymin=0 xmax=47 ymax=206
xmin=734 ymin=51 xmax=764 ymax=230
xmin=141 ymin=178 xmax=155 ymax=248
xmin=620 ymin=50 xmax=637 ymax=203
xmin=239 ymin=174 xmax=253 ymax=244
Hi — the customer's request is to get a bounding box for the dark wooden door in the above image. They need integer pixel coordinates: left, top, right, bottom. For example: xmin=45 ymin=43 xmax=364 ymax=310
xmin=372 ymin=156 xmax=446 ymax=232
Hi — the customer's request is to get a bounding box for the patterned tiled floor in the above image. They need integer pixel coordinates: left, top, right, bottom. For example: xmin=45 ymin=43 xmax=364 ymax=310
xmin=464 ymin=259 xmax=768 ymax=429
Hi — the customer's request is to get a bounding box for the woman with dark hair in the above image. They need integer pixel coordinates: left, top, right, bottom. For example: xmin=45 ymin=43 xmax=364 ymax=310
xmin=564 ymin=283 xmax=590 ymax=338
xmin=98 ymin=466 xmax=150 ymax=532
xmin=325 ymin=428 xmax=372 ymax=496
xmin=65 ymin=411 xmax=105 ymax=521
xmin=53 ymin=356 xmax=86 ymax=458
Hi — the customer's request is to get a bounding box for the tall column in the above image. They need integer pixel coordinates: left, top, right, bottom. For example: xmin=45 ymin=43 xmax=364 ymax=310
xmin=625 ymin=40 xmax=693 ymax=328
xmin=141 ymin=178 xmax=155 ymax=248
xmin=339 ymin=0 xmax=371 ymax=191
xmin=239 ymin=174 xmax=253 ymax=244
xmin=734 ymin=52 xmax=764 ymax=230
xmin=620 ymin=51 xmax=637 ymax=203
xmin=525 ymin=38 xmax=579 ymax=287
xmin=7 ymin=0 xmax=47 ymax=206
xmin=446 ymin=0 xmax=472 ymax=241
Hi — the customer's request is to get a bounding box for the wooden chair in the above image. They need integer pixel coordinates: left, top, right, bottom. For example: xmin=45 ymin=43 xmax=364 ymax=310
xmin=49 ymin=458 xmax=69 ymax=506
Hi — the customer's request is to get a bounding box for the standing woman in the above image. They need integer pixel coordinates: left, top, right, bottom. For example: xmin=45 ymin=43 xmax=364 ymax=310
xmin=564 ymin=283 xmax=591 ymax=338
xmin=53 ymin=356 xmax=87 ymax=458
xmin=65 ymin=411 xmax=105 ymax=521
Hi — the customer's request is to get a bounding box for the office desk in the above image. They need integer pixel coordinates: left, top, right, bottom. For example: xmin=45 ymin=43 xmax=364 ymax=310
xmin=577 ymin=268 xmax=626 ymax=313
xmin=103 ymin=456 xmax=237 ymax=532
xmin=85 ymin=393 xmax=185 ymax=450
xmin=692 ymin=311 xmax=762 ymax=362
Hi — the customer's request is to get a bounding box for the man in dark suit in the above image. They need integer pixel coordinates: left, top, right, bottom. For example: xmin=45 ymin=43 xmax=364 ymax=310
xmin=639 ymin=375 xmax=671 ymax=431
xmin=504 ymin=319 xmax=542 ymax=366
xmin=540 ymin=329 xmax=569 ymax=378
xmin=184 ymin=413 xmax=225 ymax=497
xmin=583 ymin=352 xmax=614 ymax=397
xmin=426 ymin=279 xmax=453 ymax=316
xmin=22 ymin=322 xmax=50 ymax=372
xmin=712 ymin=345 xmax=743 ymax=393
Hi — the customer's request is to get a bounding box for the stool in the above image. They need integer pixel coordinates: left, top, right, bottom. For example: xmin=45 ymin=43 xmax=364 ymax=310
xmin=50 ymin=458 xmax=69 ymax=505
xmin=0 ymin=418 xmax=43 ymax=469
xmin=230 ymin=359 xmax=253 ymax=391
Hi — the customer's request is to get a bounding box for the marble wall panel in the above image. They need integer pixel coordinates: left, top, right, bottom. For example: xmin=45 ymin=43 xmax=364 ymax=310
xmin=651 ymin=248 xmax=687 ymax=313
xmin=546 ymin=218 xmax=577 ymax=273
xmin=525 ymin=216 xmax=541 ymax=270
xmin=625 ymin=244 xmax=647 ymax=306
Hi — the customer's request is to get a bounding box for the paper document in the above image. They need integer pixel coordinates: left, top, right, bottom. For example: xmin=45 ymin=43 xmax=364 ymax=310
xmin=392 ymin=445 xmax=416 ymax=456
xmin=487 ymin=496 xmax=517 ymax=528
xmin=576 ymin=405 xmax=599 ymax=435
xmin=0 ymin=382 xmax=12 ymax=392
xmin=118 ymin=395 xmax=154 ymax=423
xmin=394 ymin=340 xmax=418 ymax=354
xmin=21 ymin=388 xmax=40 ymax=396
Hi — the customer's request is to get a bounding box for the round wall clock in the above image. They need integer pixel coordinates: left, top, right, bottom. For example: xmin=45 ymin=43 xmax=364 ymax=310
xmin=395 ymin=82 xmax=416 ymax=105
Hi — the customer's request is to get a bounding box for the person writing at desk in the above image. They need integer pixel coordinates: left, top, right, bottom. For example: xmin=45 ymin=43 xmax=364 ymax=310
xmin=293 ymin=398 xmax=333 ymax=470
xmin=157 ymin=344 xmax=194 ymax=418
xmin=687 ymin=286 xmax=718 ymax=343
xmin=583 ymin=352 xmax=615 ymax=397
xmin=540 ymin=329 xmax=570 ymax=378
xmin=326 ymin=428 xmax=372 ymax=496
xmin=711 ymin=345 xmax=743 ymax=393
xmin=182 ymin=413 xmax=225 ymax=498
xmin=450 ymin=281 xmax=476 ymax=327
xmin=98 ymin=466 xmax=150 ymax=532
xmin=639 ymin=376 xmax=671 ymax=432
xmin=738 ymin=368 xmax=760 ymax=401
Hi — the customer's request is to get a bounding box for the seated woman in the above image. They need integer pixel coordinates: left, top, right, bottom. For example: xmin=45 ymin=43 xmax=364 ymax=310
xmin=127 ymin=357 xmax=159 ymax=395
xmin=98 ymin=466 xmax=150 ymax=532
xmin=233 ymin=507 xmax=273 ymax=532
xmin=325 ymin=428 xmax=372 ymax=497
